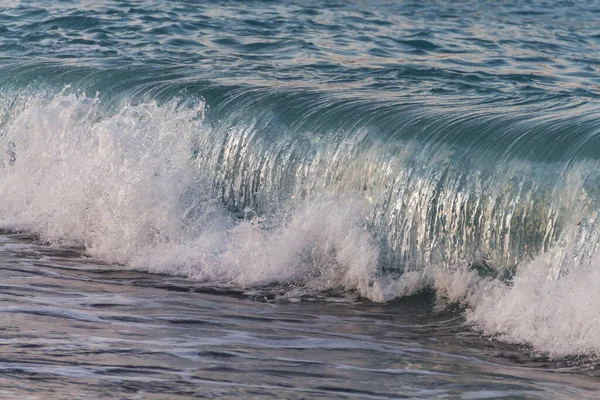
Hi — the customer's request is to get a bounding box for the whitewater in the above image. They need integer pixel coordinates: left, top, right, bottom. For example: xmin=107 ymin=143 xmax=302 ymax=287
xmin=1 ymin=0 xmax=600 ymax=398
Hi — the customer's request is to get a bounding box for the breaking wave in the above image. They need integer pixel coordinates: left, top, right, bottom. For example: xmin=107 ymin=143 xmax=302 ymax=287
xmin=1 ymin=90 xmax=600 ymax=357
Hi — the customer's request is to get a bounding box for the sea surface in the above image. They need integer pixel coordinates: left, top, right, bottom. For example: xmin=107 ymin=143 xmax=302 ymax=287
xmin=1 ymin=0 xmax=600 ymax=398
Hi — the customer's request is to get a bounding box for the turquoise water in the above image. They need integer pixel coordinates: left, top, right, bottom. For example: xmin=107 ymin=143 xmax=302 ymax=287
xmin=1 ymin=1 xmax=600 ymax=398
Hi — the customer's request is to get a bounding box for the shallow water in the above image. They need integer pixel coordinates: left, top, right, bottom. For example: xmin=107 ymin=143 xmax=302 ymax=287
xmin=1 ymin=233 xmax=600 ymax=399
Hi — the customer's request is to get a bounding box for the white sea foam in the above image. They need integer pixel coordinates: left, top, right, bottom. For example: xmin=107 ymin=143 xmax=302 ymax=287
xmin=2 ymin=93 xmax=600 ymax=357
xmin=467 ymin=222 xmax=600 ymax=357
xmin=0 ymin=93 xmax=380 ymax=297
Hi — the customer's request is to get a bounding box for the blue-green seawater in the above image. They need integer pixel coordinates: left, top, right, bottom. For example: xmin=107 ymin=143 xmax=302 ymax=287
xmin=1 ymin=1 xmax=600 ymax=398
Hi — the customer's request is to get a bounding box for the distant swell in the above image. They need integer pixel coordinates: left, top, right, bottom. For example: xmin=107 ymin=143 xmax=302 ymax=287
xmin=2 ymin=90 xmax=600 ymax=356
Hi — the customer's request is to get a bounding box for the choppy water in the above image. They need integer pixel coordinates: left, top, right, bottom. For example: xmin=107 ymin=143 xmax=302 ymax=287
xmin=1 ymin=0 xmax=600 ymax=398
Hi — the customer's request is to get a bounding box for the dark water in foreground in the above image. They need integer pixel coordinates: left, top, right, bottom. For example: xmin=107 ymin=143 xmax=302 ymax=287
xmin=1 ymin=233 xmax=600 ymax=400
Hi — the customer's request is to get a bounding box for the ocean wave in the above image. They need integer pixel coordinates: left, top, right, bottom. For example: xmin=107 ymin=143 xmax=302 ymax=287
xmin=1 ymin=91 xmax=600 ymax=356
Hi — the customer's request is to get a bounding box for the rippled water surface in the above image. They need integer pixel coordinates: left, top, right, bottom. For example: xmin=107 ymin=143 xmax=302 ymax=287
xmin=2 ymin=0 xmax=598 ymax=97
xmin=2 ymin=233 xmax=600 ymax=399
xmin=1 ymin=0 xmax=600 ymax=398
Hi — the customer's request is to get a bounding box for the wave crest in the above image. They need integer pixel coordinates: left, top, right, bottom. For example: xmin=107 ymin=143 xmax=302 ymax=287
xmin=2 ymin=92 xmax=600 ymax=356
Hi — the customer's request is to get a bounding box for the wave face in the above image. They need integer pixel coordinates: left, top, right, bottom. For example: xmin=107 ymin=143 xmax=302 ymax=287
xmin=1 ymin=0 xmax=600 ymax=357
